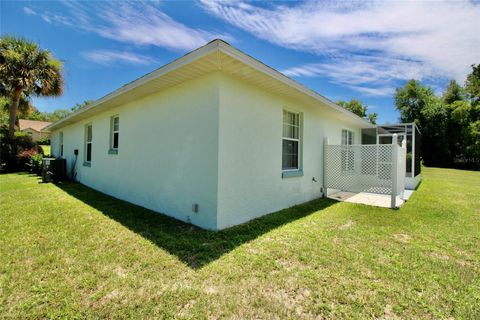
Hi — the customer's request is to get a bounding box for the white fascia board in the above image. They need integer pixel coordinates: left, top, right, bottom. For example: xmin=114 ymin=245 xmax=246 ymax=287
xmin=217 ymin=41 xmax=374 ymax=128
xmin=45 ymin=40 xmax=222 ymax=131
xmin=46 ymin=39 xmax=373 ymax=131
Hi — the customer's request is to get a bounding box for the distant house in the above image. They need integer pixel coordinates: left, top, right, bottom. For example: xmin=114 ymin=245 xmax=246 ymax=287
xmin=46 ymin=40 xmax=419 ymax=230
xmin=19 ymin=119 xmax=52 ymax=141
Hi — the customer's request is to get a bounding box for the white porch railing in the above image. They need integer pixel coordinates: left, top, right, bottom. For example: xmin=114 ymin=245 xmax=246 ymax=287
xmin=324 ymin=134 xmax=406 ymax=208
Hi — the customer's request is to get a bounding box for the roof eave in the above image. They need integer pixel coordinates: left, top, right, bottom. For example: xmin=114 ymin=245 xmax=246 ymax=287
xmin=45 ymin=40 xmax=223 ymax=131
xmin=46 ymin=39 xmax=373 ymax=131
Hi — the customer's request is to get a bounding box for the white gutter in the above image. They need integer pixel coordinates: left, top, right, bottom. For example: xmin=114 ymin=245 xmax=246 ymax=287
xmin=46 ymin=39 xmax=373 ymax=131
xmin=45 ymin=40 xmax=222 ymax=131
xmin=217 ymin=41 xmax=373 ymax=128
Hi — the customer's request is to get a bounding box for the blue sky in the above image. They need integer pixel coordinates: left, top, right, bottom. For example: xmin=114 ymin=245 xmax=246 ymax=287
xmin=1 ymin=1 xmax=479 ymax=124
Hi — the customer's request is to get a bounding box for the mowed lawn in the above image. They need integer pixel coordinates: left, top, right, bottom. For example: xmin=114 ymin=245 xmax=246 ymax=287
xmin=0 ymin=168 xmax=479 ymax=319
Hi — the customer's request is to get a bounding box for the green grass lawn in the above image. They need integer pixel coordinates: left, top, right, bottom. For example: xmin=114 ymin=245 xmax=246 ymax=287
xmin=1 ymin=167 xmax=479 ymax=318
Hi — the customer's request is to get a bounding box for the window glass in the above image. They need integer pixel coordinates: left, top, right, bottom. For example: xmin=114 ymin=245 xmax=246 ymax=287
xmin=282 ymin=110 xmax=301 ymax=170
xmin=59 ymin=132 xmax=63 ymax=157
xmin=111 ymin=116 xmax=119 ymax=150
xmin=85 ymin=124 xmax=92 ymax=162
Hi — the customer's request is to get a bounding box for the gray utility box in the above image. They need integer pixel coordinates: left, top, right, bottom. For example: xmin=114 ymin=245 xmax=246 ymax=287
xmin=42 ymin=158 xmax=67 ymax=183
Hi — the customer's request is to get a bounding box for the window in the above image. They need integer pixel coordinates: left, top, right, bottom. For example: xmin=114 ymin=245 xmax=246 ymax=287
xmin=85 ymin=124 xmax=92 ymax=163
xmin=59 ymin=131 xmax=63 ymax=157
xmin=342 ymin=129 xmax=354 ymax=145
xmin=282 ymin=110 xmax=301 ymax=171
xmin=110 ymin=115 xmax=119 ymax=150
xmin=341 ymin=129 xmax=354 ymax=172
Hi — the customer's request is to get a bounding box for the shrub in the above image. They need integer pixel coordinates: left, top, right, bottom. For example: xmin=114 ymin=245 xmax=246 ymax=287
xmin=16 ymin=148 xmax=38 ymax=170
xmin=36 ymin=136 xmax=51 ymax=145
xmin=27 ymin=153 xmax=44 ymax=174
xmin=0 ymin=126 xmax=37 ymax=172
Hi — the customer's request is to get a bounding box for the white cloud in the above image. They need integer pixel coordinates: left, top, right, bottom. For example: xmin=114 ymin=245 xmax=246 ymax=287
xmin=282 ymin=55 xmax=438 ymax=96
xmin=40 ymin=11 xmax=73 ymax=26
xmin=82 ymin=50 xmax=157 ymax=66
xmin=201 ymin=0 xmax=480 ymax=95
xmin=23 ymin=7 xmax=37 ymax=15
xmin=95 ymin=2 xmax=225 ymax=51
xmin=345 ymin=85 xmax=395 ymax=97
xmin=33 ymin=1 xmax=228 ymax=52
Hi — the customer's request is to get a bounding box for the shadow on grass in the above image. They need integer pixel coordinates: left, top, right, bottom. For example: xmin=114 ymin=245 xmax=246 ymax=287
xmin=56 ymin=182 xmax=335 ymax=269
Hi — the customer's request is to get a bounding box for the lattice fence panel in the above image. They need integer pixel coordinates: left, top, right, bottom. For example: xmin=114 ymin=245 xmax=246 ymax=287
xmin=325 ymin=145 xmax=395 ymax=195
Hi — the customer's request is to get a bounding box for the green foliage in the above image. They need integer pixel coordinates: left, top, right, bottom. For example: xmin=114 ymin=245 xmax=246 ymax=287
xmin=337 ymin=99 xmax=367 ymax=117
xmin=395 ymin=65 xmax=480 ymax=168
xmin=0 ymin=102 xmax=9 ymax=127
xmin=36 ymin=136 xmax=51 ymax=145
xmin=21 ymin=100 xmax=93 ymax=123
xmin=337 ymin=99 xmax=377 ymax=124
xmin=1 ymin=167 xmax=479 ymax=318
xmin=395 ymin=79 xmax=437 ymax=125
xmin=0 ymin=36 xmax=63 ymax=96
xmin=71 ymin=100 xmax=93 ymax=112
xmin=0 ymin=125 xmax=36 ymax=172
xmin=366 ymin=112 xmax=378 ymax=125
xmin=27 ymin=153 xmax=43 ymax=174
xmin=464 ymin=64 xmax=480 ymax=106
xmin=27 ymin=108 xmax=71 ymax=122
xmin=442 ymin=80 xmax=465 ymax=104
xmin=0 ymin=36 xmax=64 ymax=138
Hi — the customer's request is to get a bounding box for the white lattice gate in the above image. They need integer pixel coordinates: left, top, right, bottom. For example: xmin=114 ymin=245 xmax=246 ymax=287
xmin=324 ymin=136 xmax=406 ymax=208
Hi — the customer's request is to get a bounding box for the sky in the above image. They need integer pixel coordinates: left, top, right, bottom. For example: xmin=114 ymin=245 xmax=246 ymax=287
xmin=1 ymin=0 xmax=479 ymax=124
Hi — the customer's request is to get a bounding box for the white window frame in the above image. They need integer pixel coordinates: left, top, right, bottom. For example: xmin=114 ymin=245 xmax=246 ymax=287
xmin=59 ymin=131 xmax=63 ymax=157
xmin=84 ymin=124 xmax=92 ymax=164
xmin=342 ymin=129 xmax=355 ymax=145
xmin=341 ymin=129 xmax=355 ymax=173
xmin=282 ymin=109 xmax=302 ymax=171
xmin=110 ymin=115 xmax=119 ymax=151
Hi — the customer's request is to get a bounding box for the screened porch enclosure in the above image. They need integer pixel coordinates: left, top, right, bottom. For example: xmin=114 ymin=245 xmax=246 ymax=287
xmin=362 ymin=123 xmax=421 ymax=189
xmin=324 ymin=135 xmax=407 ymax=208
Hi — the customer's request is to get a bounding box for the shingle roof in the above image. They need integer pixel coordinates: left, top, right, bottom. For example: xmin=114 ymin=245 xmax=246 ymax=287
xmin=19 ymin=119 xmax=52 ymax=132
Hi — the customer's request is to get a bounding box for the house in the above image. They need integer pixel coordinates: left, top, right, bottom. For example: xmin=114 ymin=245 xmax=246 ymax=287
xmin=46 ymin=39 xmax=416 ymax=230
xmin=19 ymin=119 xmax=52 ymax=141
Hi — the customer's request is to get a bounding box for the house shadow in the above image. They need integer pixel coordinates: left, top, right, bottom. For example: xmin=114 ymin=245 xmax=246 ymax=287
xmin=56 ymin=182 xmax=336 ymax=269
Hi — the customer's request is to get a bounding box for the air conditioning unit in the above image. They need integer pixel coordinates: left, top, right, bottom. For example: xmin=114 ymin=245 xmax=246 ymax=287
xmin=42 ymin=158 xmax=67 ymax=183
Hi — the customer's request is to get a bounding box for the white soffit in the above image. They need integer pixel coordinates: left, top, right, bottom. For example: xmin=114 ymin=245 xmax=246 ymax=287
xmin=46 ymin=40 xmax=372 ymax=131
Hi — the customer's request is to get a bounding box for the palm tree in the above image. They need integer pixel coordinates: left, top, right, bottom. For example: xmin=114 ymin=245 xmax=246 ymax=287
xmin=0 ymin=36 xmax=63 ymax=139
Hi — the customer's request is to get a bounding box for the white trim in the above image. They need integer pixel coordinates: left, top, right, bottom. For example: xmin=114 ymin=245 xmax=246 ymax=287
xmin=46 ymin=39 xmax=373 ymax=131
xmin=282 ymin=109 xmax=302 ymax=171
xmin=410 ymin=129 xmax=415 ymax=179
xmin=45 ymin=40 xmax=222 ymax=131
xmin=110 ymin=115 xmax=119 ymax=150
xmin=84 ymin=123 xmax=93 ymax=164
xmin=218 ymin=41 xmax=372 ymax=127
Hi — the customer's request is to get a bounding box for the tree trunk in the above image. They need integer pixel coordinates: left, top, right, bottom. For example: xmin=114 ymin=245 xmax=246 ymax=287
xmin=8 ymin=86 xmax=22 ymax=139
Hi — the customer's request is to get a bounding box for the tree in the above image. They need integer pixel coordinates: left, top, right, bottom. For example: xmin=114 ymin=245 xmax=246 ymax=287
xmin=465 ymin=64 xmax=480 ymax=106
xmin=443 ymin=80 xmax=465 ymax=105
xmin=395 ymin=80 xmax=449 ymax=165
xmin=337 ymin=99 xmax=377 ymax=124
xmin=0 ymin=36 xmax=63 ymax=138
xmin=394 ymin=79 xmax=437 ymax=125
xmin=337 ymin=99 xmax=367 ymax=117
xmin=71 ymin=100 xmax=93 ymax=112
xmin=367 ymin=113 xmax=378 ymax=125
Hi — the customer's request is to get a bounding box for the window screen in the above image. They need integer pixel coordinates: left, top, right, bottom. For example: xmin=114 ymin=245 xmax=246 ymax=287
xmin=85 ymin=124 xmax=92 ymax=162
xmin=282 ymin=110 xmax=301 ymax=170
xmin=111 ymin=116 xmax=119 ymax=150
